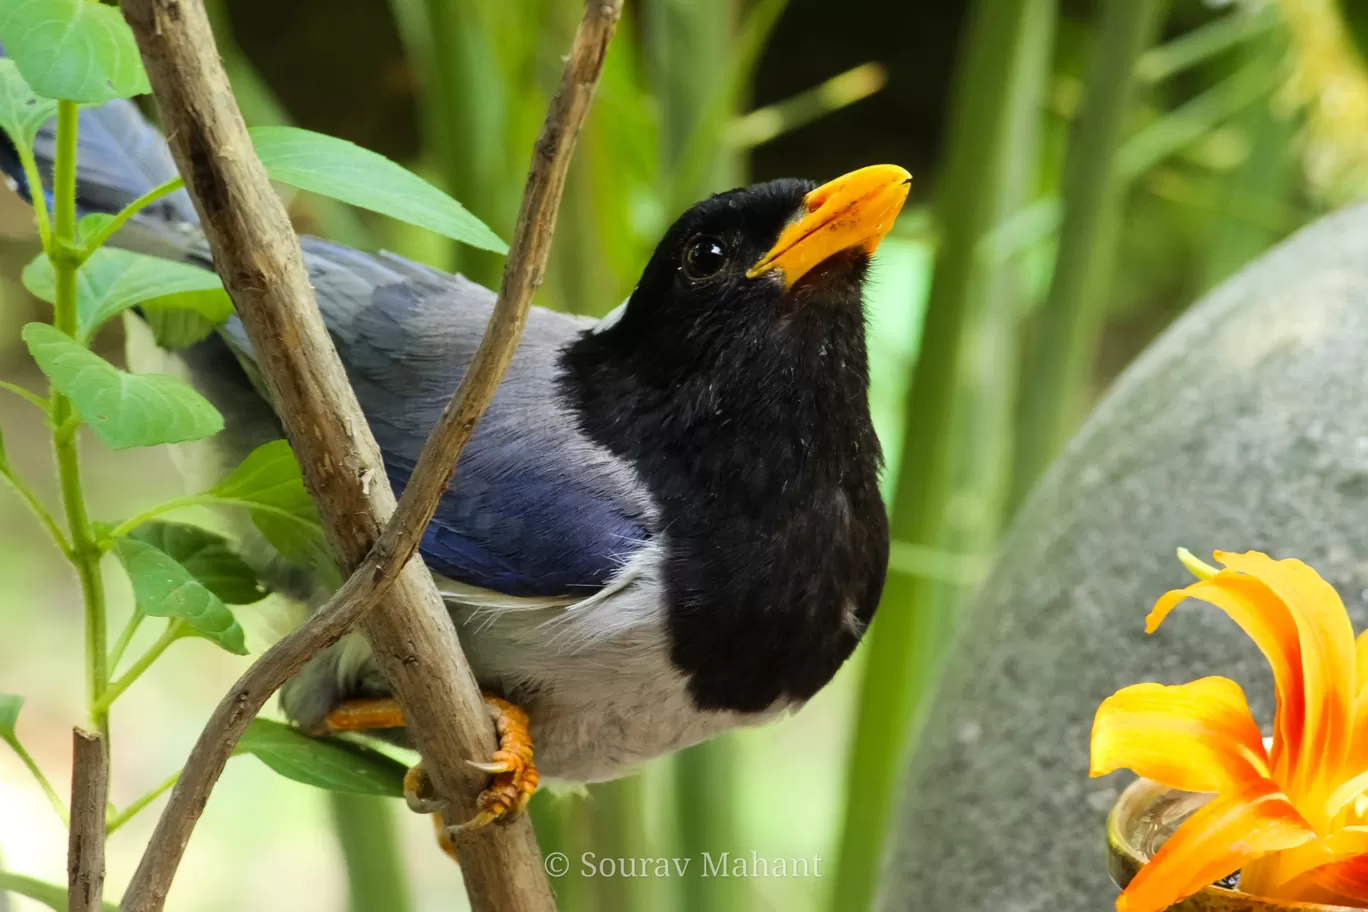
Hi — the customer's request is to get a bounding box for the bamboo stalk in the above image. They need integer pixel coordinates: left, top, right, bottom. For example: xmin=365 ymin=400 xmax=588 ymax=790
xmin=829 ymin=3 xmax=1059 ymax=911
xmin=589 ymin=775 xmax=658 ymax=912
xmin=328 ymin=793 xmax=413 ymax=912
xmin=1201 ymin=30 xmax=1297 ymax=290
xmin=1009 ymin=0 xmax=1166 ymax=511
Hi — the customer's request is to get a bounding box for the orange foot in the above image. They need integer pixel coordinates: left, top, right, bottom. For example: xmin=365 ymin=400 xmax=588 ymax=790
xmin=311 ymin=694 xmax=538 ymax=835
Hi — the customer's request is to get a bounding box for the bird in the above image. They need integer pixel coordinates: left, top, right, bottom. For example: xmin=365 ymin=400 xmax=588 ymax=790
xmin=1 ymin=94 xmax=907 ymax=829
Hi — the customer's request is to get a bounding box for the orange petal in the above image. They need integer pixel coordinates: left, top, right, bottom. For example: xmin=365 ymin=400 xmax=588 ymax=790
xmin=1116 ymin=778 xmax=1316 ymax=912
xmin=1352 ymin=631 xmax=1368 ymax=775
xmin=1355 ymin=630 xmax=1368 ymax=698
xmin=1148 ymin=569 xmax=1304 ymax=783
xmin=1246 ymin=826 xmax=1368 ymax=902
xmin=1091 ymin=677 xmax=1271 ymax=793
xmin=1218 ymin=552 xmax=1356 ymax=817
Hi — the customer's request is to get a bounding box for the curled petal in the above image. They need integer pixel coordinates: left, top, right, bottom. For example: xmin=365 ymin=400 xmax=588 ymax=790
xmin=1248 ymin=827 xmax=1368 ymax=903
xmin=1117 ymin=778 xmax=1316 ymax=912
xmin=1149 ymin=569 xmax=1303 ymax=777
xmin=1148 ymin=552 xmax=1357 ymax=813
xmin=1091 ymin=677 xmax=1271 ymax=793
xmin=1218 ymin=552 xmax=1356 ymax=816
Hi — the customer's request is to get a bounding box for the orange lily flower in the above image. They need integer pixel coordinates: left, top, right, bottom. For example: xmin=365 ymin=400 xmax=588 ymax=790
xmin=1090 ymin=550 xmax=1368 ymax=911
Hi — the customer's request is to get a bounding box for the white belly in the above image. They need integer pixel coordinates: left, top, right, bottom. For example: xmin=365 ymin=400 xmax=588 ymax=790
xmin=440 ymin=546 xmax=779 ymax=781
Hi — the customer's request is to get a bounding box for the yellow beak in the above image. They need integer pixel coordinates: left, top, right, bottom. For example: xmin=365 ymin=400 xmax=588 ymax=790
xmin=747 ymin=164 xmax=911 ymax=288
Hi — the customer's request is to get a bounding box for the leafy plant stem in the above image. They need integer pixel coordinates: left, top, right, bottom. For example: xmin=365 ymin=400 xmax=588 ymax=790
xmin=0 ymin=871 xmax=120 ymax=912
xmin=2 ymin=738 xmax=69 ymax=826
xmin=0 ymin=468 xmax=71 ymax=557
xmin=48 ymin=100 xmax=112 ymax=742
xmin=93 ymin=621 xmax=186 ymax=716
xmin=106 ymin=769 xmax=181 ymax=835
xmin=10 ymin=140 xmax=51 ymax=250
xmin=79 ymin=177 xmax=186 ymax=254
xmin=0 ymin=380 xmax=50 ymax=413
xmin=105 ymin=493 xmax=315 ymax=544
xmin=107 ymin=611 xmax=145 ymax=677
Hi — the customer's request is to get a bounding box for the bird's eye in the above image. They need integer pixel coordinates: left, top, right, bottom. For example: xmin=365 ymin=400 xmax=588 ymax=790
xmin=682 ymin=237 xmax=729 ymax=280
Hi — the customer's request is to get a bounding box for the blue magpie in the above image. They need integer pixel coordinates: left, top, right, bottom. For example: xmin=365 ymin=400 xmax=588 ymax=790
xmin=2 ymin=94 xmax=908 ymax=824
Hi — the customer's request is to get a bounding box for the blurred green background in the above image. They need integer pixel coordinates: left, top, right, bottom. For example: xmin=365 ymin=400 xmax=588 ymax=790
xmin=2 ymin=0 xmax=1365 ymax=910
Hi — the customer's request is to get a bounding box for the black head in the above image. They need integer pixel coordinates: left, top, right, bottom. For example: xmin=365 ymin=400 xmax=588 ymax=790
xmin=593 ymin=166 xmax=910 ymax=391
xmin=561 ymin=166 xmax=909 ymax=713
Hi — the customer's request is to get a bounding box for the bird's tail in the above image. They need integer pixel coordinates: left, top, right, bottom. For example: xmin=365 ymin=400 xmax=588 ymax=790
xmin=0 ymin=89 xmax=208 ymax=259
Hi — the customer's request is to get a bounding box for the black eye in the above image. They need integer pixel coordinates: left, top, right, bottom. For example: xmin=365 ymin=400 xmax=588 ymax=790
xmin=683 ymin=236 xmax=729 ymax=279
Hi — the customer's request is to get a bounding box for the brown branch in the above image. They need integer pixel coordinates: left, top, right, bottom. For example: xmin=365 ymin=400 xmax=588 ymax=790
xmin=67 ymin=729 xmax=106 ymax=912
xmin=115 ymin=0 xmax=623 ymax=910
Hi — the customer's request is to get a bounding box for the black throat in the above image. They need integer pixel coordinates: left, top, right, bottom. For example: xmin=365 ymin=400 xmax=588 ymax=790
xmin=558 ymin=268 xmax=889 ymax=714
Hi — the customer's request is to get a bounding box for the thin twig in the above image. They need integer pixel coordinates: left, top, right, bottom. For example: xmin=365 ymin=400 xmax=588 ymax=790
xmin=67 ymin=729 xmax=107 ymax=912
xmin=115 ymin=0 xmax=623 ymax=910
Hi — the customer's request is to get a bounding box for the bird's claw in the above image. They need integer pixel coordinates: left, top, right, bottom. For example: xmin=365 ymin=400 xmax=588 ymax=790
xmin=456 ymin=695 xmax=538 ymax=830
xmin=403 ymin=764 xmax=448 ymax=815
xmin=403 ymin=695 xmax=539 ymax=852
xmin=466 ymin=758 xmax=514 ymax=774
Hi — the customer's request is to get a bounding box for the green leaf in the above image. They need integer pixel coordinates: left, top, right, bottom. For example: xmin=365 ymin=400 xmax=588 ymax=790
xmin=76 ymin=212 xmax=116 ymax=246
xmin=0 ymin=0 xmax=150 ymax=104
xmin=21 ymin=248 xmax=231 ymax=344
xmin=210 ymin=440 xmax=330 ymax=570
xmin=250 ymin=125 xmax=507 ymax=253
xmin=0 ymin=59 xmax=57 ymax=150
xmin=140 ymin=304 xmax=220 ymax=352
xmin=22 ymin=323 xmax=224 ymax=449
xmin=113 ymin=537 xmax=247 ymax=654
xmin=128 ymin=522 xmax=267 ymax=605
xmin=236 ymin=719 xmax=407 ymax=797
xmin=0 ymin=871 xmax=120 ymax=912
xmin=0 ymin=693 xmax=22 ymax=744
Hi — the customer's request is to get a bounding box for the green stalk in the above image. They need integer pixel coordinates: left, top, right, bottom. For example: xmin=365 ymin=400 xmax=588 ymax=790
xmin=78 ymin=178 xmax=185 ymax=255
xmin=830 ymin=3 xmax=1058 ymax=911
xmin=92 ymin=621 xmax=186 ymax=715
xmin=588 ymin=775 xmax=657 ymax=912
xmin=5 ymin=737 xmax=68 ymax=825
xmin=0 ymin=464 xmax=71 ymax=557
xmin=106 ymin=611 xmax=145 ymax=675
xmin=0 ymin=872 xmax=117 ymax=912
xmin=389 ymin=0 xmax=509 ymax=284
xmin=1135 ymin=4 xmax=1277 ymax=85
xmin=328 ymin=793 xmax=414 ymax=912
xmin=675 ymin=739 xmax=744 ymax=912
xmin=107 ymin=769 xmax=181 ymax=835
xmin=727 ymin=62 xmax=888 ymax=150
xmin=528 ymin=792 xmax=590 ymax=911
xmin=1009 ymin=0 xmax=1166 ymax=512
xmin=48 ymin=101 xmax=111 ymax=743
xmin=1200 ymin=30 xmax=1297 ymax=290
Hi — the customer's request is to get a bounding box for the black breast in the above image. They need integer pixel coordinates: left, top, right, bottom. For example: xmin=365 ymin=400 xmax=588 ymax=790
xmin=560 ymin=297 xmax=889 ymax=714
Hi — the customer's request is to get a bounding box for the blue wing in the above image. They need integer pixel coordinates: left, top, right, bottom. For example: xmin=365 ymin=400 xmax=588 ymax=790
xmin=220 ymin=240 xmax=656 ymax=598
xmin=0 ymin=59 xmax=657 ymax=599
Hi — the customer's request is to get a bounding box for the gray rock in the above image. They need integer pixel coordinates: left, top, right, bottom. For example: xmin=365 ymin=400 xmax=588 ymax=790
xmin=880 ymin=202 xmax=1368 ymax=911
